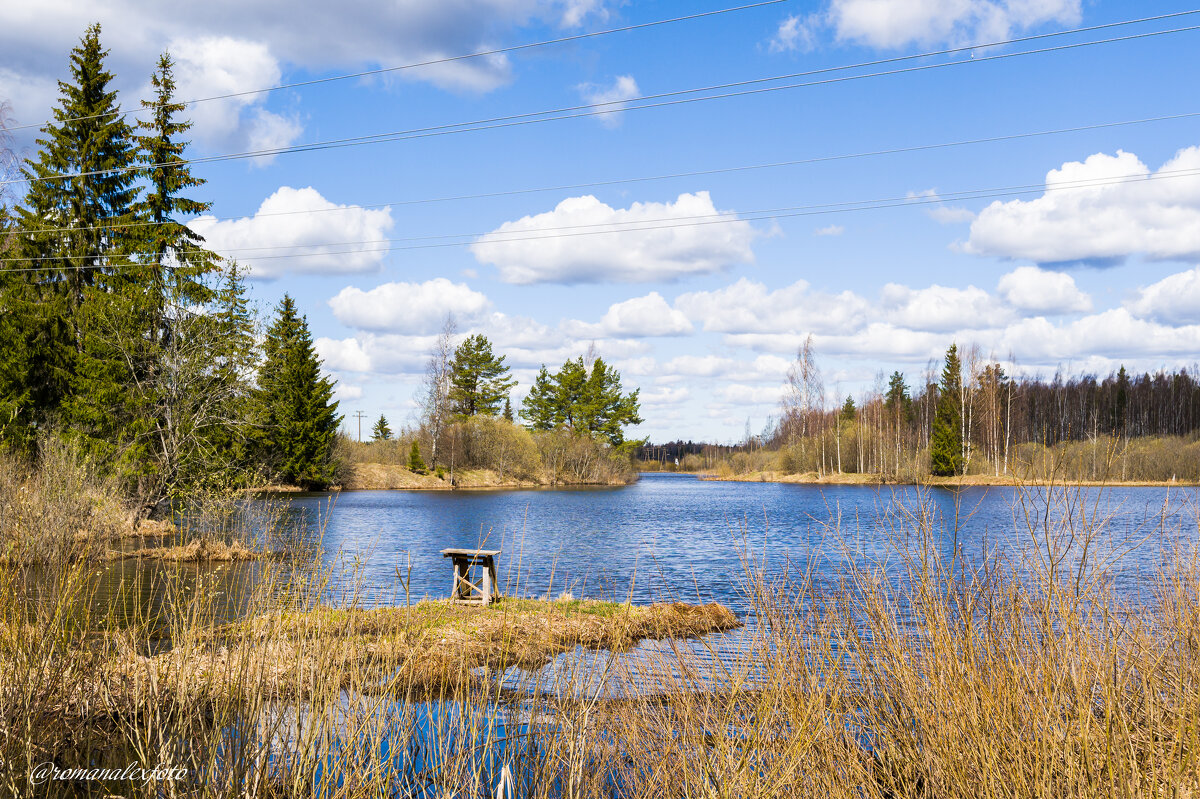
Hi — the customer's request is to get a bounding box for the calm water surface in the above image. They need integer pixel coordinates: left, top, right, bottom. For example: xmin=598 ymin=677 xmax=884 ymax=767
xmin=278 ymin=474 xmax=1198 ymax=613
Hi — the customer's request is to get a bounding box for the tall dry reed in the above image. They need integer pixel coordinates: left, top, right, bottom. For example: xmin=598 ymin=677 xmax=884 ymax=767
xmin=1 ymin=459 xmax=1197 ymax=797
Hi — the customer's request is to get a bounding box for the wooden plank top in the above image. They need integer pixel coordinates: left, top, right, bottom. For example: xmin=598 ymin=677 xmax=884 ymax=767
xmin=440 ymin=548 xmax=501 ymax=557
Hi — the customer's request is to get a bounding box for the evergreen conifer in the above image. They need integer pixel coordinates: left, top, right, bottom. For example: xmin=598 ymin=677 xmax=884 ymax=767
xmin=3 ymin=23 xmax=139 ymax=445
xmin=448 ymin=334 xmax=515 ymax=417
xmin=520 ymin=366 xmax=557 ymax=430
xmin=408 ymin=440 xmax=426 ymax=473
xmin=372 ymin=415 xmax=392 ymax=441
xmin=253 ymin=296 xmax=341 ymax=489
xmin=931 ymin=344 xmax=964 ymax=476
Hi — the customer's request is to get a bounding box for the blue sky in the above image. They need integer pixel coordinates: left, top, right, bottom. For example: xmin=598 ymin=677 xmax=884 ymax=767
xmin=3 ymin=0 xmax=1199 ymax=442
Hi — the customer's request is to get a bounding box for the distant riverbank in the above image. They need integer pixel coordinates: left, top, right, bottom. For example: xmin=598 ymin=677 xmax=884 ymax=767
xmin=335 ymin=462 xmax=638 ymax=491
xmin=689 ymin=469 xmax=1199 ymax=488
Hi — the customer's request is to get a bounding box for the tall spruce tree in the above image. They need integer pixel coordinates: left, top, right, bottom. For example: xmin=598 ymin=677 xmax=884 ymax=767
xmin=448 ymin=334 xmax=516 ymax=417
xmin=104 ymin=50 xmax=223 ymax=499
xmin=371 ymin=415 xmax=392 ymax=441
xmin=930 ymin=344 xmax=964 ymax=476
xmin=3 ymin=23 xmax=139 ymax=446
xmin=254 ymin=296 xmax=342 ymax=489
xmin=134 ymin=51 xmax=217 ymax=341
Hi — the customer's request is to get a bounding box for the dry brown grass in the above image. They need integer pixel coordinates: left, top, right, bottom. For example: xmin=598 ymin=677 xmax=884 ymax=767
xmin=106 ymin=537 xmax=263 ymax=562
xmin=2 ymin=459 xmax=1199 ymax=797
xmin=96 ymin=598 xmax=738 ymax=709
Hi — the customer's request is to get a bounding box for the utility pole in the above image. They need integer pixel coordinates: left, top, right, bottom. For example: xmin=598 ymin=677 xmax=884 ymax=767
xmin=354 ymin=410 xmax=367 ymax=442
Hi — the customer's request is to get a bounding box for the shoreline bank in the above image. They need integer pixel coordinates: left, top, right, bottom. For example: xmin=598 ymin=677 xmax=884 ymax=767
xmin=253 ymin=463 xmax=639 ymax=492
xmin=648 ymin=469 xmax=1199 ymax=488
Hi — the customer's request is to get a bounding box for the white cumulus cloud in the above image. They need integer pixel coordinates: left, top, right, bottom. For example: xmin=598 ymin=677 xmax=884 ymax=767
xmin=471 ymin=192 xmax=756 ymax=284
xmin=565 ymin=292 xmax=694 ymax=337
xmin=315 ymin=337 xmax=372 ymax=373
xmin=965 ymin=147 xmax=1200 ymax=266
xmin=997 ymin=309 xmax=1200 ymax=362
xmin=827 ymin=0 xmax=1080 ymax=49
xmin=997 ymin=266 xmax=1091 ymax=314
xmin=329 ymin=279 xmax=491 ymax=333
xmin=167 ymin=36 xmax=300 ymax=160
xmin=1125 ymin=267 xmax=1200 ymax=325
xmin=675 ymin=278 xmax=869 ymax=335
xmin=189 ymin=186 xmax=394 ymax=279
xmin=879 ymin=283 xmax=1009 ymax=331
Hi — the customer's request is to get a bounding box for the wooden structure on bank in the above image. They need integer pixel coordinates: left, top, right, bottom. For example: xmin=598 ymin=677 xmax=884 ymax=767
xmin=441 ymin=548 xmax=500 ymax=605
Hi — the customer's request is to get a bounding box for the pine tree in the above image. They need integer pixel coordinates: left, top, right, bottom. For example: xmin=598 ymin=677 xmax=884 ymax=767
xmin=407 ymin=440 xmax=426 ymax=473
xmin=372 ymin=414 xmax=392 ymax=441
xmin=254 ymin=296 xmax=342 ymax=489
xmin=579 ymin=357 xmax=642 ymax=446
xmin=502 ymin=397 xmax=513 ymax=423
xmin=885 ymin=371 xmax=912 ymax=419
xmin=448 ymin=334 xmax=516 ymax=417
xmin=520 ymin=357 xmax=641 ymax=445
xmin=553 ymin=358 xmax=589 ymax=428
xmin=3 ymin=23 xmax=139 ymax=444
xmin=520 ymin=366 xmax=557 ymax=430
xmin=931 ymin=344 xmax=964 ymax=477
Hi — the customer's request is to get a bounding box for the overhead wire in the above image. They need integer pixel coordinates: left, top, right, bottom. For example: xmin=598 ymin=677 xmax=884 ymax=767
xmin=12 ymin=109 xmax=1200 ymax=239
xmin=5 ymin=15 xmax=1200 ymax=188
xmin=5 ymin=0 xmax=790 ymax=134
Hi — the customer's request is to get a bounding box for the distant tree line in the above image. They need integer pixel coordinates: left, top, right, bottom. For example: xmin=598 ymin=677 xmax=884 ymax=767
xmin=642 ymin=335 xmax=1200 ymax=481
xmin=0 ymin=25 xmax=341 ymax=511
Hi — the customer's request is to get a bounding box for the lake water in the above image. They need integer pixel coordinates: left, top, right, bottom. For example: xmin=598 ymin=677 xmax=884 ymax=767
xmin=66 ymin=473 xmax=1200 ymax=789
xmin=279 ymin=474 xmax=1198 ymax=613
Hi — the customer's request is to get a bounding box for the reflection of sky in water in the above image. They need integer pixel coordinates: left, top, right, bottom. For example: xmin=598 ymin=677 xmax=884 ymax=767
xmin=275 ymin=475 xmax=1196 ymax=612
xmin=80 ymin=476 xmax=1197 ymax=630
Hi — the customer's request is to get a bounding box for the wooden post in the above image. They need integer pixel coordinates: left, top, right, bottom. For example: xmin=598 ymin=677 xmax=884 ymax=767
xmin=482 ymin=565 xmax=492 ymax=607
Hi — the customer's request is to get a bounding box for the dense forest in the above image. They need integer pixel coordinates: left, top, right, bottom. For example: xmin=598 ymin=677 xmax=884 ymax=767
xmin=642 ymin=337 xmax=1200 ymax=482
xmin=0 ymin=25 xmax=644 ymax=512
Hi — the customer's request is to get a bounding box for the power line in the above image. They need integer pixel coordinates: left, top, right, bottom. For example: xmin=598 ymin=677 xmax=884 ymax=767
xmin=13 ymin=109 xmax=1200 ymax=239
xmin=3 ymin=167 xmax=1194 ymax=269
xmin=6 ymin=16 xmax=1199 ymax=189
xmin=5 ymin=0 xmax=789 ymax=134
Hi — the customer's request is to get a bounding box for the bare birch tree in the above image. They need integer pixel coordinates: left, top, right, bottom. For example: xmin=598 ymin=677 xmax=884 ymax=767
xmin=420 ymin=315 xmax=457 ymax=466
xmin=0 ymin=100 xmax=22 ymax=256
xmin=783 ymin=334 xmax=824 ymax=441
